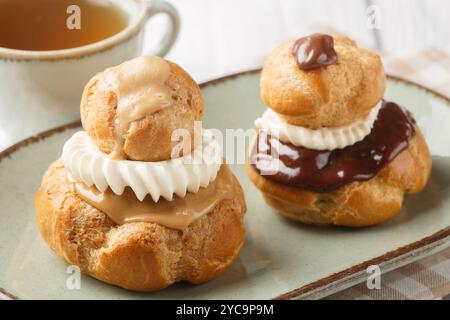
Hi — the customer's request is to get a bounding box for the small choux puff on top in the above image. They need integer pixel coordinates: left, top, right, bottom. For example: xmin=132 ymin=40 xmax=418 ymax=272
xmin=247 ymin=34 xmax=431 ymax=227
xmin=35 ymin=56 xmax=247 ymax=292
xmin=81 ymin=56 xmax=204 ymax=162
xmin=260 ymin=35 xmax=385 ymax=128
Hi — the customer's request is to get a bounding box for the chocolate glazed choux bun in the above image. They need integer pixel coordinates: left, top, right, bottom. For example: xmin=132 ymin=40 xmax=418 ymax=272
xmin=36 ymin=56 xmax=247 ymax=291
xmin=247 ymin=34 xmax=431 ymax=227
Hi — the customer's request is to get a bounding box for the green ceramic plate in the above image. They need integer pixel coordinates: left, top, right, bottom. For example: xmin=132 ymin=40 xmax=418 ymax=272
xmin=1 ymin=71 xmax=450 ymax=300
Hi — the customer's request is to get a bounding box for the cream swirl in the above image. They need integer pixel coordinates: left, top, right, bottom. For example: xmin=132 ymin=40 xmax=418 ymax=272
xmin=62 ymin=131 xmax=222 ymax=202
xmin=255 ymin=101 xmax=382 ymax=150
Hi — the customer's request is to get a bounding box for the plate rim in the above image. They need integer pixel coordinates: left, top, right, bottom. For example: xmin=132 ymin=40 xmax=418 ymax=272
xmin=1 ymin=70 xmax=449 ymax=300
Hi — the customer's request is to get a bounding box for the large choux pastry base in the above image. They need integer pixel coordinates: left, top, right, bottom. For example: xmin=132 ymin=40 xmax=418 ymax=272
xmin=247 ymin=128 xmax=431 ymax=227
xmin=36 ymin=160 xmax=246 ymax=292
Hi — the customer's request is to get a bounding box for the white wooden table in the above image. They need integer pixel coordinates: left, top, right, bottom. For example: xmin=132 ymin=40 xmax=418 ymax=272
xmin=157 ymin=0 xmax=450 ymax=83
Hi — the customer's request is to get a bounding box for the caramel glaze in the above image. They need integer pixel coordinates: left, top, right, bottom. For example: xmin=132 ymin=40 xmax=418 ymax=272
xmin=100 ymin=56 xmax=173 ymax=160
xmin=76 ymin=164 xmax=234 ymax=231
xmin=250 ymin=101 xmax=416 ymax=193
xmin=292 ymin=33 xmax=337 ymax=70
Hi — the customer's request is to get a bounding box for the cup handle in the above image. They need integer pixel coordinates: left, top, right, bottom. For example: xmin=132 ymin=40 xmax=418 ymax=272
xmin=144 ymin=0 xmax=180 ymax=57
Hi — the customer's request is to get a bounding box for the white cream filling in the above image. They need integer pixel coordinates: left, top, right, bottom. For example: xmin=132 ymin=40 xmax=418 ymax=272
xmin=61 ymin=130 xmax=222 ymax=202
xmin=254 ymin=101 xmax=382 ymax=150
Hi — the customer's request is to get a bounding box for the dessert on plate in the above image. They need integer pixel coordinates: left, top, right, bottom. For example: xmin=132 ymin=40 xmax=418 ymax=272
xmin=35 ymin=56 xmax=247 ymax=291
xmin=247 ymin=33 xmax=431 ymax=227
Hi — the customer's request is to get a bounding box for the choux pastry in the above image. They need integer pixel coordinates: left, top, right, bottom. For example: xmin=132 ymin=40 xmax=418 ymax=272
xmin=248 ymin=34 xmax=431 ymax=227
xmin=36 ymin=56 xmax=247 ymax=291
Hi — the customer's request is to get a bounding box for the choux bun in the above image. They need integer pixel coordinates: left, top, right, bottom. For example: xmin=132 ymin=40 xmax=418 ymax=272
xmin=246 ymin=128 xmax=431 ymax=227
xmin=81 ymin=57 xmax=204 ymax=162
xmin=248 ymin=33 xmax=431 ymax=227
xmin=36 ymin=56 xmax=248 ymax=291
xmin=260 ymin=35 xmax=386 ymax=129
xmin=36 ymin=160 xmax=246 ymax=291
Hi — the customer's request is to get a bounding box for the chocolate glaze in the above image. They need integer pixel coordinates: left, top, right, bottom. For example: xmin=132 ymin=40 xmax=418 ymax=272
xmin=292 ymin=33 xmax=337 ymax=70
xmin=251 ymin=101 xmax=416 ymax=193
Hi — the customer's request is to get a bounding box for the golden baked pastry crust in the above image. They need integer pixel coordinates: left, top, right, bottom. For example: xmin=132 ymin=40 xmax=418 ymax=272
xmin=80 ymin=60 xmax=204 ymax=162
xmin=260 ymin=36 xmax=386 ymax=129
xmin=35 ymin=160 xmax=246 ymax=291
xmin=246 ymin=128 xmax=431 ymax=227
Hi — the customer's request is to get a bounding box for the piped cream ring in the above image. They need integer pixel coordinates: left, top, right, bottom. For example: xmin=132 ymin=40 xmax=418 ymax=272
xmin=62 ymin=130 xmax=222 ymax=202
xmin=255 ymin=101 xmax=382 ymax=150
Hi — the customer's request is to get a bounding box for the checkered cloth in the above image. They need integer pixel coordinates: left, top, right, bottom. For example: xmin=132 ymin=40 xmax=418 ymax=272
xmin=327 ymin=48 xmax=450 ymax=300
xmin=384 ymin=48 xmax=450 ymax=97
xmin=327 ymin=248 xmax=450 ymax=300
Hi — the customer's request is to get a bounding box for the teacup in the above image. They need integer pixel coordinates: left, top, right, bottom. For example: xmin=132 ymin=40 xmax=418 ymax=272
xmin=0 ymin=0 xmax=179 ymax=148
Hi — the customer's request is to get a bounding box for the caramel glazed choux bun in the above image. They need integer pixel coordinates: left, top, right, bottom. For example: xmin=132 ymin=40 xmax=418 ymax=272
xmin=35 ymin=56 xmax=247 ymax=292
xmin=247 ymin=33 xmax=431 ymax=227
